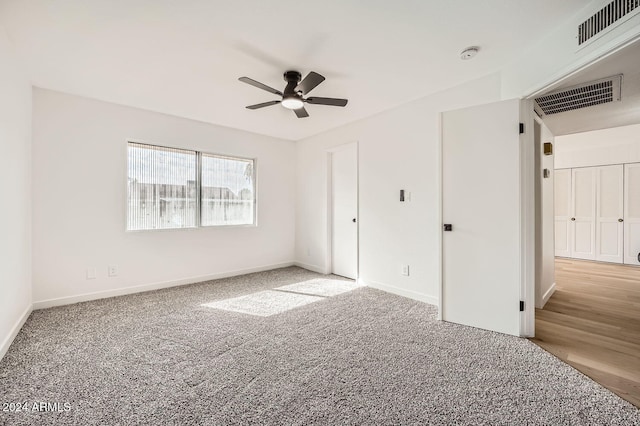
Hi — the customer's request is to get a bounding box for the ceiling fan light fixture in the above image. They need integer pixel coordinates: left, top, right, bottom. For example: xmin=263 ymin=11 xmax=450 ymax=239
xmin=281 ymin=97 xmax=304 ymax=110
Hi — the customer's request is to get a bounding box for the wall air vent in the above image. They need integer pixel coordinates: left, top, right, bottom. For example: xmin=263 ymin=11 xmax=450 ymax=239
xmin=578 ymin=0 xmax=640 ymax=46
xmin=534 ymin=75 xmax=622 ymax=116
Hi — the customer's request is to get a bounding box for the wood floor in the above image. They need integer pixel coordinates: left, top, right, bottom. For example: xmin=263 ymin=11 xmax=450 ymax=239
xmin=531 ymin=258 xmax=640 ymax=408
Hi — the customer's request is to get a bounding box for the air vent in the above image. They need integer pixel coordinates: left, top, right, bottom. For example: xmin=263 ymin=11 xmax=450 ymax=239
xmin=534 ymin=75 xmax=622 ymax=116
xmin=578 ymin=0 xmax=640 ymax=46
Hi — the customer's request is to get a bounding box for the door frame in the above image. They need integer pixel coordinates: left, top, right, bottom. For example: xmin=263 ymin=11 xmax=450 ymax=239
xmin=522 ymin=33 xmax=640 ymax=336
xmin=326 ymin=141 xmax=359 ymax=279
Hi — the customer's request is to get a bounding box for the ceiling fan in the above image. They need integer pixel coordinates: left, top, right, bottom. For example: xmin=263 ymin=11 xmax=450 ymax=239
xmin=238 ymin=71 xmax=348 ymax=118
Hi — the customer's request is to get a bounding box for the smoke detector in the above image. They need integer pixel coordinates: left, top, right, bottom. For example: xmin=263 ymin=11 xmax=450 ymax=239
xmin=460 ymin=46 xmax=479 ymax=60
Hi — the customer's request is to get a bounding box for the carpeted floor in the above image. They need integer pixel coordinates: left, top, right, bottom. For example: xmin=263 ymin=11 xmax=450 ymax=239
xmin=1 ymin=266 xmax=639 ymax=425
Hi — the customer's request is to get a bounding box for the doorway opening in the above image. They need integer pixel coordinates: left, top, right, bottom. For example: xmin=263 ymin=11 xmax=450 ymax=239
xmin=531 ymin=37 xmax=640 ymax=408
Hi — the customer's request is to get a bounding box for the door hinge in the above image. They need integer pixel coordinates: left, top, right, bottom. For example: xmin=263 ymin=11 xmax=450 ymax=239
xmin=519 ymin=301 xmax=525 ymax=312
xmin=519 ymin=123 xmax=524 ymax=134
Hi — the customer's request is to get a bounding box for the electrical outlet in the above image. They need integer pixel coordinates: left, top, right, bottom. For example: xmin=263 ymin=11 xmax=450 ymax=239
xmin=401 ymin=265 xmax=410 ymax=276
xmin=86 ymin=267 xmax=97 ymax=280
xmin=108 ymin=265 xmax=118 ymax=277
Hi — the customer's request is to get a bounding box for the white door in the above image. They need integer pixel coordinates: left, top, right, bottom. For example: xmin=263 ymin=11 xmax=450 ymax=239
xmin=331 ymin=143 xmax=358 ymax=279
xmin=595 ymin=165 xmax=623 ymax=263
xmin=571 ymin=168 xmax=596 ymax=260
xmin=554 ymin=169 xmax=572 ymax=257
xmin=442 ymin=99 xmax=532 ymax=337
xmin=624 ymin=163 xmax=640 ymax=265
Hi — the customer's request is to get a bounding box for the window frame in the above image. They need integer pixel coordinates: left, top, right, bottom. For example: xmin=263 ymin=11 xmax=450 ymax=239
xmin=126 ymin=140 xmax=257 ymax=232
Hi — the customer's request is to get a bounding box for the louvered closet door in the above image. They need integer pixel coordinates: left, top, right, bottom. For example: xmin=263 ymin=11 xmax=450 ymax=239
xmin=595 ymin=165 xmax=623 ymax=263
xmin=554 ymin=169 xmax=572 ymax=257
xmin=571 ymin=168 xmax=596 ymax=260
xmin=624 ymin=163 xmax=640 ymax=265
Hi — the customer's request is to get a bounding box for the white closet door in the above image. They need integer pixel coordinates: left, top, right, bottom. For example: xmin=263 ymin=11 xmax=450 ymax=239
xmin=624 ymin=163 xmax=640 ymax=265
xmin=331 ymin=143 xmax=358 ymax=279
xmin=571 ymin=168 xmax=596 ymax=260
xmin=554 ymin=169 xmax=572 ymax=257
xmin=595 ymin=165 xmax=623 ymax=263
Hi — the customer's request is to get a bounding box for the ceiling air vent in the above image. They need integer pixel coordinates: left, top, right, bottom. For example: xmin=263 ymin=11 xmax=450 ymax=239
xmin=578 ymin=0 xmax=640 ymax=46
xmin=534 ymin=75 xmax=622 ymax=116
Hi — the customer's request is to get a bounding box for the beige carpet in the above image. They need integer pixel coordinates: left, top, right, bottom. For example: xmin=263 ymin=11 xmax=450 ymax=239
xmin=1 ymin=266 xmax=638 ymax=425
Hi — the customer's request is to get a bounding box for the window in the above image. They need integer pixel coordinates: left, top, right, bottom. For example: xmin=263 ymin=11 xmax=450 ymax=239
xmin=201 ymin=154 xmax=255 ymax=226
xmin=127 ymin=143 xmax=197 ymax=231
xmin=127 ymin=142 xmax=255 ymax=231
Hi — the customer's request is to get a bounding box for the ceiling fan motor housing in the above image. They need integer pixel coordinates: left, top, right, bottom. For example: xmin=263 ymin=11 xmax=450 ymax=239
xmin=283 ymin=71 xmax=302 ymax=96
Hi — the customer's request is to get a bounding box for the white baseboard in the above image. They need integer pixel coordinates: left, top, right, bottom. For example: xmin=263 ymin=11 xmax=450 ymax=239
xmin=359 ymin=278 xmax=438 ymax=306
xmin=33 ymin=261 xmax=295 ymax=310
xmin=0 ymin=304 xmax=32 ymax=362
xmin=541 ymin=282 xmax=557 ymax=308
xmin=294 ymin=261 xmax=328 ymax=274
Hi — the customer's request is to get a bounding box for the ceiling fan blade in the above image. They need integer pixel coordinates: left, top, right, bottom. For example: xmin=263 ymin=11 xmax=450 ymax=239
xmin=305 ymin=97 xmax=348 ymax=107
xmin=295 ymin=71 xmax=325 ymax=95
xmin=294 ymin=107 xmax=309 ymax=118
xmin=239 ymin=77 xmax=283 ymax=96
xmin=246 ymin=100 xmax=280 ymax=110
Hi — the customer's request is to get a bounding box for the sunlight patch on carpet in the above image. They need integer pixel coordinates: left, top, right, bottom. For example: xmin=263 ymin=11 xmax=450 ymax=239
xmin=202 ymin=290 xmax=323 ymax=316
xmin=275 ymin=278 xmax=362 ymax=297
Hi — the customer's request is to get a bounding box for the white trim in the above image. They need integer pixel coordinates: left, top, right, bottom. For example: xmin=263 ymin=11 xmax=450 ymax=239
xmin=33 ymin=262 xmax=295 ymax=310
xmin=294 ymin=261 xmax=328 ymax=274
xmin=360 ymin=278 xmax=438 ymax=306
xmin=326 ymin=151 xmax=333 ymax=275
xmin=437 ymin=112 xmax=444 ymax=321
xmin=0 ymin=304 xmax=32 ymax=361
xmin=355 ymin=142 xmax=360 ymax=282
xmin=520 ymin=99 xmax=536 ymax=338
xmin=541 ymin=282 xmax=557 ymax=308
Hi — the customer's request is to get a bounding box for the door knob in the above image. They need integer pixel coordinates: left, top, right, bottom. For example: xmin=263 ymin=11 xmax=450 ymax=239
xmin=571 ymin=218 xmax=576 ymax=221
xmin=352 ymin=218 xmax=357 ymax=223
xmin=618 ymin=218 xmax=624 ymax=222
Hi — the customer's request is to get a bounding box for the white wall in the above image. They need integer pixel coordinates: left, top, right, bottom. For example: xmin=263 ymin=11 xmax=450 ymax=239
xmin=0 ymin=26 xmax=32 ymax=358
xmin=32 ymin=89 xmax=295 ymax=306
xmin=555 ymin=123 xmax=640 ymax=169
xmin=501 ymin=0 xmax=640 ymax=98
xmin=295 ymin=74 xmax=502 ymax=304
xmin=534 ymin=120 xmax=556 ymax=308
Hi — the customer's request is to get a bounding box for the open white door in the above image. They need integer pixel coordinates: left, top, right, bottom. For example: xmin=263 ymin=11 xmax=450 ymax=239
xmin=331 ymin=143 xmax=358 ymax=279
xmin=441 ymin=99 xmax=533 ymax=337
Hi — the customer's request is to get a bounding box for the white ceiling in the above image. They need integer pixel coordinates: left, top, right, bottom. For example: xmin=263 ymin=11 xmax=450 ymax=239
xmin=0 ymin=0 xmax=589 ymax=141
xmin=536 ymin=38 xmax=640 ymax=136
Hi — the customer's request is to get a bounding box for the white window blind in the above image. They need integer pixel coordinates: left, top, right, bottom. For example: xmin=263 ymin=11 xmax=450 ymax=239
xmin=201 ymin=154 xmax=255 ymax=226
xmin=127 ymin=142 xmax=256 ymax=230
xmin=127 ymin=142 xmax=197 ymax=231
